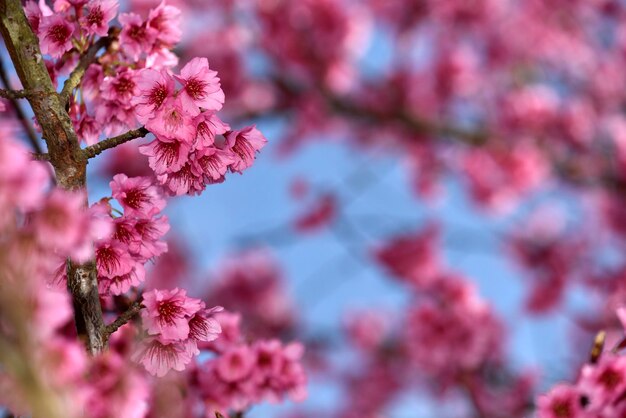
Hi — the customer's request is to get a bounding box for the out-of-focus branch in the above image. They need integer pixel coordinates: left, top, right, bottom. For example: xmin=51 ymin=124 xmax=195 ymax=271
xmin=0 ymin=56 xmax=42 ymax=154
xmin=271 ymin=75 xmax=489 ymax=146
xmin=60 ymin=36 xmax=113 ymax=105
xmin=82 ymin=126 xmax=150 ymax=159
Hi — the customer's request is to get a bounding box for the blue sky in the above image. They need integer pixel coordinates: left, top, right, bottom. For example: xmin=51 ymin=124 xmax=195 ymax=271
xmin=98 ymin=118 xmax=581 ymax=416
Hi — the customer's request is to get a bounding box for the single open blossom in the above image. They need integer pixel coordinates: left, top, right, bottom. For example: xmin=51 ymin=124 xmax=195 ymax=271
xmin=132 ymin=68 xmax=176 ymax=124
xmin=194 ymin=112 xmax=230 ymax=149
xmin=38 ymin=14 xmax=75 ymax=58
xmin=188 ymin=305 xmax=223 ymax=343
xmin=147 ymin=1 xmax=182 ymax=46
xmin=110 ymin=174 xmax=166 ymax=218
xmin=119 ymin=13 xmax=157 ymax=60
xmin=175 ymin=57 xmax=225 ymax=114
xmin=101 ymin=69 xmax=140 ymax=104
xmin=216 ymin=345 xmax=256 ymax=382
xmin=132 ymin=337 xmax=194 ymax=377
xmin=147 ymin=96 xmax=196 ymax=142
xmin=159 ymin=162 xmax=205 ymax=196
xmin=139 ymin=136 xmax=191 ymax=175
xmin=141 ymin=288 xmax=202 ymax=340
xmin=80 ymin=0 xmax=118 ymax=36
xmin=194 ymin=147 xmax=236 ymax=183
xmin=129 ymin=215 xmax=170 ymax=260
xmin=225 ymin=126 xmax=268 ymax=173
xmin=95 ymin=240 xmax=135 ymax=279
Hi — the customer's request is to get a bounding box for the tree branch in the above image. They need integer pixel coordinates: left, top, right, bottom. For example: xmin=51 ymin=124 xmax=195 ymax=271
xmin=82 ymin=127 xmax=150 ymax=159
xmin=60 ymin=36 xmax=112 ymax=105
xmin=0 ymin=56 xmax=42 ymax=154
xmin=103 ymin=301 xmax=143 ymax=342
xmin=0 ymin=87 xmax=42 ymax=99
xmin=0 ymin=0 xmax=105 ymax=354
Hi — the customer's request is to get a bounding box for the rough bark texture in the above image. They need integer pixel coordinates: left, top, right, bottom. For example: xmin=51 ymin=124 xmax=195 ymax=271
xmin=0 ymin=0 xmax=105 ymax=354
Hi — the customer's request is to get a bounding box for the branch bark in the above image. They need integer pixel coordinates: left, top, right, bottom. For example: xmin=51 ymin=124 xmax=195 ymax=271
xmin=103 ymin=301 xmax=143 ymax=343
xmin=0 ymin=0 xmax=106 ymax=354
xmin=82 ymin=126 xmax=150 ymax=159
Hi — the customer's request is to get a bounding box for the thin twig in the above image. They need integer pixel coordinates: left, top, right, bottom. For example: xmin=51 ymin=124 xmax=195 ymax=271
xmin=60 ymin=36 xmax=112 ymax=105
xmin=82 ymin=126 xmax=150 ymax=159
xmin=103 ymin=301 xmax=143 ymax=340
xmin=0 ymin=56 xmax=42 ymax=154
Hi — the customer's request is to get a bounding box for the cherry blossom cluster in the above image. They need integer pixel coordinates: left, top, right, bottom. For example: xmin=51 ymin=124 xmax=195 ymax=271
xmin=28 ymin=0 xmax=268 ymax=197
xmin=205 ymin=249 xmax=297 ymax=339
xmin=537 ymin=321 xmax=626 ymax=418
xmin=197 ymin=311 xmax=307 ymax=416
xmin=134 ymin=288 xmax=222 ymax=377
xmin=50 ymin=174 xmax=169 ymax=295
xmin=134 ymin=60 xmax=267 ymax=195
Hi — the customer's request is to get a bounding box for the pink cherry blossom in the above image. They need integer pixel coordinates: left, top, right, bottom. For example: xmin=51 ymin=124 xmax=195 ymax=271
xmin=95 ymin=240 xmax=135 ymax=279
xmin=119 ymin=13 xmax=157 ymax=60
xmin=194 ymin=147 xmax=236 ymax=183
xmin=141 ymin=288 xmax=202 ymax=340
xmin=129 ymin=215 xmax=170 ymax=260
xmin=146 ymin=96 xmax=196 ymax=142
xmin=132 ymin=68 xmax=176 ymax=124
xmin=225 ymin=125 xmax=268 ymax=173
xmin=80 ymin=0 xmax=118 ymax=37
xmin=536 ymin=384 xmax=583 ymax=418
xmin=110 ymin=174 xmax=165 ymax=217
xmin=216 ymin=345 xmax=256 ymax=382
xmin=38 ymin=13 xmax=75 ymax=58
xmin=147 ymin=1 xmax=182 ymax=46
xmin=139 ymin=136 xmax=191 ymax=175
xmin=175 ymin=57 xmax=225 ymax=114
xmin=194 ymin=111 xmax=230 ymax=149
xmin=132 ymin=337 xmax=194 ymax=377
xmin=100 ymin=69 xmax=140 ymax=104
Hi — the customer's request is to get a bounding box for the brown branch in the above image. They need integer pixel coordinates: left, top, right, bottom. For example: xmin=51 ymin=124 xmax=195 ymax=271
xmin=31 ymin=152 xmax=50 ymax=161
xmin=0 ymin=56 xmax=42 ymax=154
xmin=0 ymin=0 xmax=105 ymax=354
xmin=82 ymin=127 xmax=150 ymax=159
xmin=60 ymin=36 xmax=112 ymax=105
xmin=0 ymin=87 xmax=42 ymax=99
xmin=103 ymin=301 xmax=143 ymax=342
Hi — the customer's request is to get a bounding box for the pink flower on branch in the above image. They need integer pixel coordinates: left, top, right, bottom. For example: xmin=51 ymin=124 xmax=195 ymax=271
xmin=175 ymin=57 xmax=225 ymax=114
xmin=80 ymin=0 xmax=118 ymax=37
xmin=110 ymin=174 xmax=165 ymax=218
xmin=132 ymin=68 xmax=175 ymax=124
xmin=225 ymin=125 xmax=268 ymax=173
xmin=119 ymin=12 xmax=157 ymax=60
xmin=141 ymin=288 xmax=202 ymax=340
xmin=38 ymin=13 xmax=75 ymax=58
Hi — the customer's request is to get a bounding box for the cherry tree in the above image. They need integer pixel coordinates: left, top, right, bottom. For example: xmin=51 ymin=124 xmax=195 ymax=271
xmin=2 ymin=0 xmax=626 ymax=417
